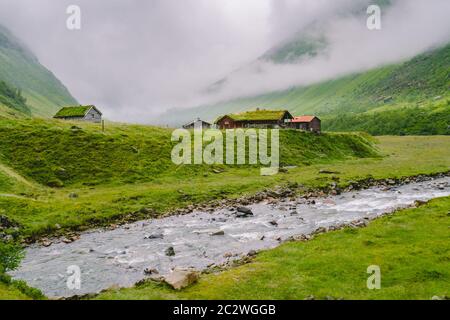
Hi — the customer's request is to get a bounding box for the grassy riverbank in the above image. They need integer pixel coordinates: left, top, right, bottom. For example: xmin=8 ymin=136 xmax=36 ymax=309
xmin=96 ymin=196 xmax=450 ymax=300
xmin=0 ymin=120 xmax=448 ymax=241
xmin=0 ymin=118 xmax=381 ymax=240
xmin=5 ymin=133 xmax=449 ymax=241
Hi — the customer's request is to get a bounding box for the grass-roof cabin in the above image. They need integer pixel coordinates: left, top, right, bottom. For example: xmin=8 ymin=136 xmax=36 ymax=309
xmin=215 ymin=109 xmax=293 ymax=129
xmin=182 ymin=118 xmax=211 ymax=129
xmin=54 ymin=105 xmax=102 ymax=123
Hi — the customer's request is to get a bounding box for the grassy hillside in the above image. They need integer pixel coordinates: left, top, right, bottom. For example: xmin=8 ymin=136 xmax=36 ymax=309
xmin=0 ymin=119 xmax=377 ymax=189
xmin=0 ymin=120 xmax=448 ymax=242
xmin=325 ymin=99 xmax=450 ymax=135
xmin=162 ymin=43 xmax=450 ymax=135
xmin=0 ymin=118 xmax=381 ymax=239
xmin=0 ymin=25 xmax=77 ymax=117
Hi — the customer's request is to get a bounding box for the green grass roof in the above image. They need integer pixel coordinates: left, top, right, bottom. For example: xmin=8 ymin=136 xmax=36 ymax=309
xmin=216 ymin=110 xmax=289 ymax=123
xmin=54 ymin=106 xmax=93 ymax=118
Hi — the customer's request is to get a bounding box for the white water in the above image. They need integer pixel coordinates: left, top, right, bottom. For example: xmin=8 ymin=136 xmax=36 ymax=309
xmin=11 ymin=177 xmax=450 ymax=297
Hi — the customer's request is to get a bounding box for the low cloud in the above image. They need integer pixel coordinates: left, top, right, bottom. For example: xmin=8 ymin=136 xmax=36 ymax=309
xmin=0 ymin=0 xmax=448 ymax=123
xmin=202 ymin=0 xmax=450 ymax=105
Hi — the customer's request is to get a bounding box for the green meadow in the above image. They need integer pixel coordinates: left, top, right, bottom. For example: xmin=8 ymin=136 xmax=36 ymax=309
xmin=0 ymin=118 xmax=449 ymax=300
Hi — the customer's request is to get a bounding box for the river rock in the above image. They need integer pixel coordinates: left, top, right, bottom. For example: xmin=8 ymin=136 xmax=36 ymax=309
xmin=144 ymin=268 xmax=159 ymax=275
xmin=165 ymin=246 xmax=175 ymax=256
xmin=235 ymin=207 xmax=253 ymax=217
xmin=42 ymin=240 xmax=52 ymax=247
xmin=269 ymin=220 xmax=278 ymax=226
xmin=414 ymin=200 xmax=428 ymax=207
xmin=210 ymin=230 xmax=225 ymax=236
xmin=62 ymin=237 xmax=72 ymax=244
xmin=313 ymin=227 xmax=327 ymax=235
xmin=0 ymin=215 xmax=17 ymax=229
xmin=247 ymin=250 xmax=257 ymax=257
xmin=237 ymin=206 xmax=252 ymax=214
xmin=145 ymin=233 xmax=164 ymax=240
xmin=164 ymin=268 xmax=199 ymax=290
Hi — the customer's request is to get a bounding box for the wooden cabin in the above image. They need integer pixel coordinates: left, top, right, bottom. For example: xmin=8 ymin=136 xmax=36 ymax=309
xmin=215 ymin=109 xmax=293 ymax=129
xmin=290 ymin=116 xmax=321 ymax=133
xmin=54 ymin=105 xmax=102 ymax=123
xmin=182 ymin=118 xmax=211 ymax=129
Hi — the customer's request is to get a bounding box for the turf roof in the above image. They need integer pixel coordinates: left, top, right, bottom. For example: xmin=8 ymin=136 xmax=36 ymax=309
xmin=216 ymin=110 xmax=289 ymax=123
xmin=54 ymin=106 xmax=93 ymax=118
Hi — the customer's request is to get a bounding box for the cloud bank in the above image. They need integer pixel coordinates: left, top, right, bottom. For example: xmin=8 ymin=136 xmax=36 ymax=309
xmin=0 ymin=0 xmax=449 ymax=123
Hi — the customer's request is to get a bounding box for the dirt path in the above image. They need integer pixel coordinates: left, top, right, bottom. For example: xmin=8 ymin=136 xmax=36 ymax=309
xmin=0 ymin=162 xmax=37 ymax=188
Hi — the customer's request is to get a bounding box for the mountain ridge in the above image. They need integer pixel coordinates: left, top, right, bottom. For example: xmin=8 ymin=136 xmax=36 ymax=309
xmin=0 ymin=24 xmax=78 ymax=117
xmin=159 ymin=43 xmax=450 ymax=135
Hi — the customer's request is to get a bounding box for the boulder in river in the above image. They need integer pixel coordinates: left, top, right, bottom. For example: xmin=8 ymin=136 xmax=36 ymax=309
xmin=145 ymin=233 xmax=164 ymax=240
xmin=144 ymin=268 xmax=159 ymax=275
xmin=165 ymin=246 xmax=175 ymax=256
xmin=235 ymin=207 xmax=253 ymax=217
xmin=210 ymin=230 xmax=225 ymax=236
xmin=164 ymin=268 xmax=199 ymax=290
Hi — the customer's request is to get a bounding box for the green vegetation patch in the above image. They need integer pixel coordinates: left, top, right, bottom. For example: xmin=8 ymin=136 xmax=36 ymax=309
xmin=0 ymin=80 xmax=30 ymax=115
xmin=0 ymin=119 xmax=377 ymax=188
xmin=325 ymin=100 xmax=450 ymax=135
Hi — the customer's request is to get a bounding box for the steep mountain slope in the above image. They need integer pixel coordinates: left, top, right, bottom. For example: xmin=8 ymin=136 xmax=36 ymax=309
xmin=162 ymin=43 xmax=450 ymax=135
xmin=0 ymin=80 xmax=30 ymax=118
xmin=0 ymin=24 xmax=77 ymax=117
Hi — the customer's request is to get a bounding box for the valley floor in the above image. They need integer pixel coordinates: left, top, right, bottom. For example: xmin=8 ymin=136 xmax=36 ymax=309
xmin=1 ymin=135 xmax=449 ymax=300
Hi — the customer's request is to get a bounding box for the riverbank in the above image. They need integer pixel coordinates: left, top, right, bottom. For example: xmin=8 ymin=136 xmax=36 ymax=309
xmin=94 ymin=195 xmax=450 ymax=300
xmin=2 ymin=135 xmax=450 ymax=244
xmin=12 ymin=175 xmax=450 ymax=297
xmin=1 ymin=135 xmax=450 ymax=300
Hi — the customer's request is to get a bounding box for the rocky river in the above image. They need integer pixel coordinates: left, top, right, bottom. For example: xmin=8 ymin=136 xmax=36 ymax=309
xmin=11 ymin=176 xmax=450 ymax=298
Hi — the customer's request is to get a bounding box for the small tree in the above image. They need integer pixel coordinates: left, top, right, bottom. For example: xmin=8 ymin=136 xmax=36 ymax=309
xmin=0 ymin=242 xmax=24 ymax=273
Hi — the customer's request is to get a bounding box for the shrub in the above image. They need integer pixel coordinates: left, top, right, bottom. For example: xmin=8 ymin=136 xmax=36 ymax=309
xmin=0 ymin=242 xmax=24 ymax=273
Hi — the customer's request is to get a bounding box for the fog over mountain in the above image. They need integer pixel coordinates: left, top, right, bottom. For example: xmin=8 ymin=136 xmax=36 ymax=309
xmin=0 ymin=0 xmax=449 ymax=123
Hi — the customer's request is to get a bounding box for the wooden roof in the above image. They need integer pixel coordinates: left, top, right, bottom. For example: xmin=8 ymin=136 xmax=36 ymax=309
xmin=291 ymin=116 xmax=319 ymax=123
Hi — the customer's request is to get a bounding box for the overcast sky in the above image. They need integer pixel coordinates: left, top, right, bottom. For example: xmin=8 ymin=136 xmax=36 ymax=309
xmin=0 ymin=0 xmax=449 ymax=123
